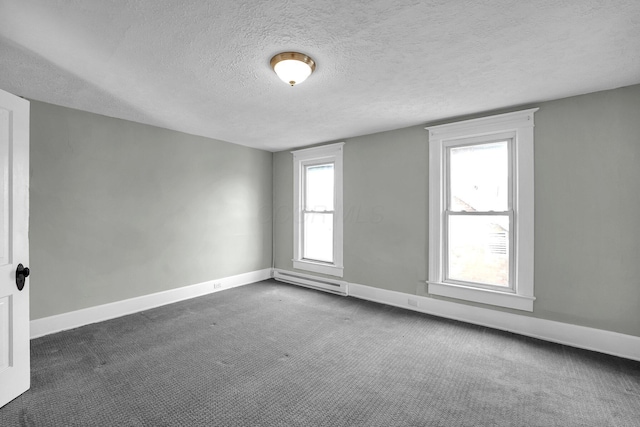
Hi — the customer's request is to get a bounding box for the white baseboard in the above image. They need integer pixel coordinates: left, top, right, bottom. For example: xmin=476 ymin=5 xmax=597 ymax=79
xmin=32 ymin=267 xmax=640 ymax=362
xmin=30 ymin=268 xmax=272 ymax=339
xmin=347 ymin=282 xmax=640 ymax=362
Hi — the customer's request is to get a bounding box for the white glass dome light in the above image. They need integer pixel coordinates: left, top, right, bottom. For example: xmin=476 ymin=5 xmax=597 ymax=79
xmin=270 ymin=52 xmax=316 ymax=86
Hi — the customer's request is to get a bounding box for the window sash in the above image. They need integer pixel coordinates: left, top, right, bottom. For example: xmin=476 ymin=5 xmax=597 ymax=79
xmin=302 ymin=211 xmax=334 ymax=263
xmin=301 ymin=160 xmax=336 ymax=263
xmin=303 ymin=162 xmax=335 ymax=211
xmin=302 ymin=209 xmax=335 ymax=214
xmin=443 ymin=211 xmax=514 ymax=292
xmin=443 ymin=138 xmax=515 ymax=292
xmin=445 ymin=137 xmax=513 ymax=212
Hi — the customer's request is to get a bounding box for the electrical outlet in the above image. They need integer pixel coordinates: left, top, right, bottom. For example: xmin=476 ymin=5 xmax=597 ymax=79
xmin=408 ymin=298 xmax=418 ymax=308
xmin=213 ymin=282 xmax=223 ymax=289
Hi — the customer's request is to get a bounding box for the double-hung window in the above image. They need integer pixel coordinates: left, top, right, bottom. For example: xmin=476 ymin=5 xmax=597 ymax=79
xmin=427 ymin=109 xmax=537 ymax=311
xmin=292 ymin=143 xmax=344 ymax=277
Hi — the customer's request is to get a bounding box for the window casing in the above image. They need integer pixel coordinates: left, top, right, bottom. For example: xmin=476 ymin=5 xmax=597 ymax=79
xmin=427 ymin=109 xmax=537 ymax=311
xmin=292 ymin=143 xmax=344 ymax=277
xmin=445 ymin=137 xmax=513 ymax=291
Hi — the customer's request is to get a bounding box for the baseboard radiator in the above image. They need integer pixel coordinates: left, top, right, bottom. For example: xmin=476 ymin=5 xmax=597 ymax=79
xmin=273 ymin=269 xmax=348 ymax=296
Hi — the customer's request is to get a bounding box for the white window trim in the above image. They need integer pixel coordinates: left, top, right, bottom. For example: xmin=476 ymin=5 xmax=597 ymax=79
xmin=426 ymin=108 xmax=538 ymax=312
xmin=292 ymin=142 xmax=344 ymax=277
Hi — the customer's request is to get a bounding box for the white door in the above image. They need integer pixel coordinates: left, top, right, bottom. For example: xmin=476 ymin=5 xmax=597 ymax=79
xmin=0 ymin=88 xmax=30 ymax=407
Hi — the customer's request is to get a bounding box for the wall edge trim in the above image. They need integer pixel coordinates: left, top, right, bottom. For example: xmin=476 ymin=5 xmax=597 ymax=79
xmin=346 ymin=281 xmax=640 ymax=362
xmin=30 ymin=268 xmax=272 ymax=339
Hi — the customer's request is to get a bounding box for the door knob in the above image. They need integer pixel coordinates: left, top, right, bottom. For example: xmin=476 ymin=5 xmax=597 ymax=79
xmin=16 ymin=263 xmax=29 ymax=291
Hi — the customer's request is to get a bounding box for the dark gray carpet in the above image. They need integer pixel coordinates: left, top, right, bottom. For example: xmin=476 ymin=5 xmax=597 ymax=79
xmin=1 ymin=280 xmax=639 ymax=426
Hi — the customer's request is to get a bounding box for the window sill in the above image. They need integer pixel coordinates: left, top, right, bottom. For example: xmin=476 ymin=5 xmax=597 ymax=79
xmin=293 ymin=260 xmax=343 ymax=278
xmin=427 ymin=281 xmax=534 ymax=312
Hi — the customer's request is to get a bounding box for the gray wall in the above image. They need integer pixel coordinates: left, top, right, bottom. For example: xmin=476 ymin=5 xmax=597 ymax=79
xmin=273 ymin=126 xmax=428 ymax=296
xmin=273 ymin=84 xmax=640 ymax=337
xmin=30 ymin=101 xmax=272 ymax=320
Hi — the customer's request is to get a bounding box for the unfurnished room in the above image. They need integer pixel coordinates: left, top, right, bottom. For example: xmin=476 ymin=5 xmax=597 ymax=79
xmin=0 ymin=1 xmax=639 ymax=426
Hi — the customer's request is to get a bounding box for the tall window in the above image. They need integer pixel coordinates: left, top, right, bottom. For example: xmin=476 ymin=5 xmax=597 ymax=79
xmin=303 ymin=163 xmax=335 ymax=263
xmin=292 ymin=143 xmax=344 ymax=277
xmin=427 ymin=109 xmax=537 ymax=311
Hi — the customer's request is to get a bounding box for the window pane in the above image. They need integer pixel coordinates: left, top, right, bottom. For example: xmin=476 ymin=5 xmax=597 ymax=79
xmin=305 ymin=163 xmax=334 ymax=211
xmin=449 ymin=141 xmax=508 ymax=212
xmin=303 ymin=212 xmax=333 ymax=263
xmin=447 ymin=215 xmax=509 ymax=287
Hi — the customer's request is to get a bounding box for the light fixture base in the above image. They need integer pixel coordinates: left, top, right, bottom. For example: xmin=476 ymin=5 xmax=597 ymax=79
xmin=270 ymin=52 xmax=316 ymax=86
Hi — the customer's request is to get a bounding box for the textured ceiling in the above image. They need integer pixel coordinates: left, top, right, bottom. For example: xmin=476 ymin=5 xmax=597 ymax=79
xmin=1 ymin=1 xmax=639 ymax=151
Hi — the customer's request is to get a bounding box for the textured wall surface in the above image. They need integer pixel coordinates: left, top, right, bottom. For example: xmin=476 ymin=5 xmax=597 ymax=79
xmin=2 ymin=1 xmax=640 ymax=150
xmin=273 ymin=84 xmax=640 ymax=337
xmin=30 ymin=101 xmax=272 ymax=319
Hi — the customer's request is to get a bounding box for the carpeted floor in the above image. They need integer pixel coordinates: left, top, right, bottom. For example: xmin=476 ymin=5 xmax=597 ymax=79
xmin=1 ymin=279 xmax=639 ymax=426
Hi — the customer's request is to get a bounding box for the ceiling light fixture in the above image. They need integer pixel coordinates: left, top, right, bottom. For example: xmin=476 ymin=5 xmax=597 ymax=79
xmin=270 ymin=52 xmax=316 ymax=86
